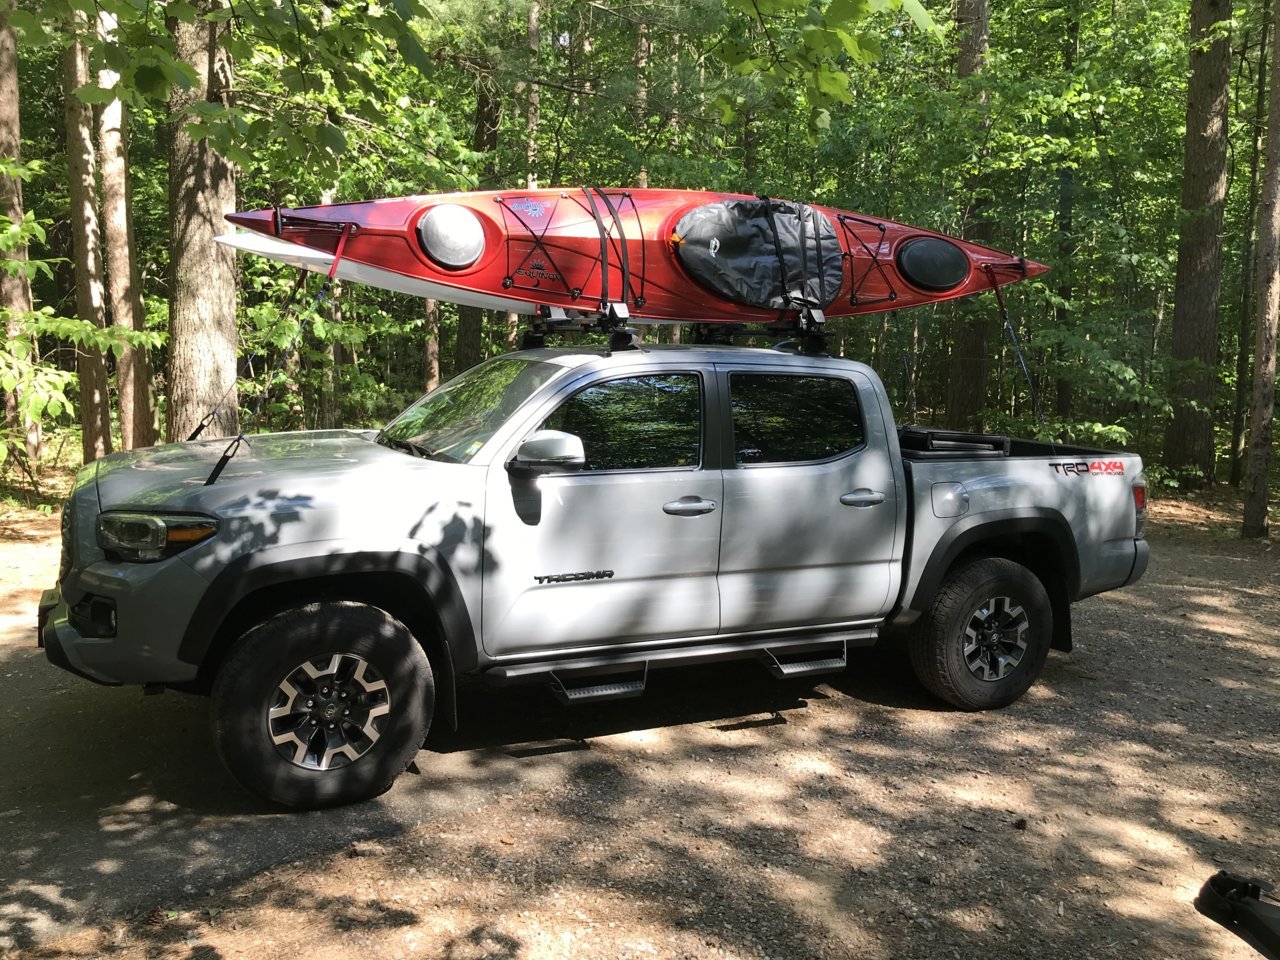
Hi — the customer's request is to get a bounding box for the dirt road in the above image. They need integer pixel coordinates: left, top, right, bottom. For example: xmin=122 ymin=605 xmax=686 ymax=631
xmin=1 ymin=495 xmax=1276 ymax=959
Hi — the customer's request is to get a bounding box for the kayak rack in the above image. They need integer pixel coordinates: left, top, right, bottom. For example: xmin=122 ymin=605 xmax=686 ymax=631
xmin=517 ymin=307 xmax=831 ymax=356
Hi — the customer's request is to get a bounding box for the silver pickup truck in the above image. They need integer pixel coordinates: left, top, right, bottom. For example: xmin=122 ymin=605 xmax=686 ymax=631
xmin=39 ymin=345 xmax=1149 ymax=808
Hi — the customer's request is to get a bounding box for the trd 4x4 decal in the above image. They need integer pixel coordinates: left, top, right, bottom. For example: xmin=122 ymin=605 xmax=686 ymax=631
xmin=1050 ymin=460 xmax=1126 ymax=477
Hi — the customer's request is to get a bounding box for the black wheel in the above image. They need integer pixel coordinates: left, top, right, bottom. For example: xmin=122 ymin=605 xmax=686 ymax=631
xmin=909 ymin=558 xmax=1052 ymax=710
xmin=211 ymin=602 xmax=433 ymax=808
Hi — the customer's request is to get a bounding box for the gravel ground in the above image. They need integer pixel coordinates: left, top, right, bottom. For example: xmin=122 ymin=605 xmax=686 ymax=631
xmin=1 ymin=492 xmax=1277 ymax=960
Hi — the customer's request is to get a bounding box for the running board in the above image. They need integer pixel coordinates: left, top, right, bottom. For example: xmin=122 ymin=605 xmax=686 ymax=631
xmin=485 ymin=626 xmax=879 ymax=683
xmin=549 ymin=665 xmax=647 ymax=706
xmin=759 ymin=641 xmax=847 ymax=680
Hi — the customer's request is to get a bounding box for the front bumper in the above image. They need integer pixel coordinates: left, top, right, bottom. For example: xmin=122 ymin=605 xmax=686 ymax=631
xmin=39 ymin=587 xmax=123 ymax=686
xmin=38 ymin=555 xmax=208 ymax=686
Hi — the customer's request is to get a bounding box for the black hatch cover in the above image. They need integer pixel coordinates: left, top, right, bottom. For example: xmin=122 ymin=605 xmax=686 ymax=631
xmin=895 ymin=236 xmax=970 ymax=292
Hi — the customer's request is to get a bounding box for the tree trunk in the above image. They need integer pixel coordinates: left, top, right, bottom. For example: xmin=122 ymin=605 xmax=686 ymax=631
xmin=635 ymin=20 xmax=650 ymax=188
xmin=0 ymin=0 xmax=39 ymax=459
xmin=945 ymin=0 xmax=992 ymax=432
xmin=166 ymin=0 xmax=238 ymax=442
xmin=1164 ymin=0 xmax=1232 ymax=485
xmin=316 ymin=186 xmax=340 ymax=429
xmin=1232 ymin=10 xmax=1270 ymax=486
xmin=455 ymin=77 xmax=501 ymax=375
xmin=424 ymin=298 xmax=440 ymax=393
xmin=525 ymin=1 xmax=540 ymax=188
xmin=320 ymin=340 xmax=339 ymax=428
xmin=97 ymin=11 xmax=157 ymax=450
xmin=454 ymin=307 xmax=484 ymax=373
xmin=63 ymin=25 xmax=113 ymax=463
xmin=1244 ymin=0 xmax=1280 ymax=538
xmin=1055 ymin=10 xmax=1080 ymax=419
xmin=741 ymin=109 xmax=758 ymax=182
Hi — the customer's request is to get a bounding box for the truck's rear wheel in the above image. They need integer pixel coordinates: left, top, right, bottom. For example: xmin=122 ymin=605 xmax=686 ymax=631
xmin=212 ymin=602 xmax=433 ymax=808
xmin=909 ymin=558 xmax=1052 ymax=710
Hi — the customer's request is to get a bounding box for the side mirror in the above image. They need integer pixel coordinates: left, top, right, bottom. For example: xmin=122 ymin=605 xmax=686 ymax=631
xmin=507 ymin=430 xmax=586 ymax=479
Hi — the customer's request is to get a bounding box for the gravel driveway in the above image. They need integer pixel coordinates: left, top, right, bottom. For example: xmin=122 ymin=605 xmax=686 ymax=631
xmin=0 ymin=495 xmax=1276 ymax=960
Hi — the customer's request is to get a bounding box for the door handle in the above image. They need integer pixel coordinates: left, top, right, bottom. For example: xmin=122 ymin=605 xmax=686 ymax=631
xmin=663 ymin=496 xmax=718 ymax=517
xmin=840 ymin=489 xmax=887 ymax=508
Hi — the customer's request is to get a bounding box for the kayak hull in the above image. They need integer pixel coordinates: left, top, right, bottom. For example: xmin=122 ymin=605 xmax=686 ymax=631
xmin=221 ymin=188 xmax=1048 ymax=324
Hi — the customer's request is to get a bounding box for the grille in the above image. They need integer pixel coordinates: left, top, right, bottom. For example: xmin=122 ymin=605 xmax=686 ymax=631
xmin=58 ymin=502 xmax=74 ymax=583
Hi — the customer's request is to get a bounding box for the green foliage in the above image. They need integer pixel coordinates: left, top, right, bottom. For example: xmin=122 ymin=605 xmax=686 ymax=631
xmin=0 ymin=158 xmax=154 ymax=463
xmin=0 ymin=160 xmax=69 ymax=463
xmin=9 ymin=0 xmax=1269 ymax=491
xmin=717 ymin=0 xmax=942 ymax=138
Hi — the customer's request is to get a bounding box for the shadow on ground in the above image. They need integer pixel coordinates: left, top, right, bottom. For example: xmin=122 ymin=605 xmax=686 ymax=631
xmin=2 ymin=523 xmax=1277 ymax=959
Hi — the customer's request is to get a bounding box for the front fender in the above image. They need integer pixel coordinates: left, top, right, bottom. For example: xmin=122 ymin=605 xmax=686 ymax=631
xmin=178 ymin=543 xmax=477 ymax=727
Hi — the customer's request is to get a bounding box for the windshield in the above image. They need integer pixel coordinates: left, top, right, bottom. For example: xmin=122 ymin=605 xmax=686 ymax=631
xmin=377 ymin=355 xmax=564 ymax=463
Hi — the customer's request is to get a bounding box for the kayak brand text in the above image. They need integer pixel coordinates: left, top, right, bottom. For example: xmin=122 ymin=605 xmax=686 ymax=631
xmin=515 ymin=260 xmax=562 ymax=283
xmin=509 ymin=197 xmax=550 ymax=218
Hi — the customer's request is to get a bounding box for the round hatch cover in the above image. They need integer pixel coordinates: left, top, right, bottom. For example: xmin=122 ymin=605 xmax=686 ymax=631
xmin=418 ymin=204 xmax=486 ymax=269
xmin=895 ymin=236 xmax=970 ymax=292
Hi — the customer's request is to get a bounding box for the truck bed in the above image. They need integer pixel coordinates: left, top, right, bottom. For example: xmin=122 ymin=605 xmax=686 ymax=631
xmin=893 ymin=424 xmax=1146 ymax=619
xmin=897 ymin=426 xmax=1113 ymax=461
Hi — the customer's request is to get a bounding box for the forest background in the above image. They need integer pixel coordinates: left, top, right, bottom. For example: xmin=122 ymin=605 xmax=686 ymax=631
xmin=2 ymin=0 xmax=1279 ymax=536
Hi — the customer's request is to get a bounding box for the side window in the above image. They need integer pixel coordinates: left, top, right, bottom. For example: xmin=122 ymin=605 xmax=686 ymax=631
xmin=730 ymin=374 xmax=864 ymax=465
xmin=543 ymin=373 xmax=702 ymax=471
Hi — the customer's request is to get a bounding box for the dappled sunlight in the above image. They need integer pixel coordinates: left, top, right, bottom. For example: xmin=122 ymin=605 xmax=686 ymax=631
xmin=598 ymin=728 xmax=663 ymax=750
xmin=4 ymin=521 xmax=1276 ymax=959
xmin=786 ymin=754 xmax=841 ymax=777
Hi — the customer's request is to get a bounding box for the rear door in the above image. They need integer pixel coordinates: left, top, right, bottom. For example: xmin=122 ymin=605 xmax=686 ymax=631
xmin=715 ymin=365 xmax=899 ymax=633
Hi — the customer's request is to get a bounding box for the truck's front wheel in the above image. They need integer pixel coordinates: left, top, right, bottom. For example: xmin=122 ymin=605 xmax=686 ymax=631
xmin=910 ymin=558 xmax=1052 ymax=710
xmin=212 ymin=602 xmax=433 ymax=808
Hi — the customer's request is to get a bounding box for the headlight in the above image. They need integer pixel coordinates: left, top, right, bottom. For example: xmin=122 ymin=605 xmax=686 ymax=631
xmin=96 ymin=512 xmax=218 ymax=562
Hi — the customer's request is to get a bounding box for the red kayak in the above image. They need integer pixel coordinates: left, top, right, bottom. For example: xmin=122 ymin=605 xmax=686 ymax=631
xmin=219 ymin=187 xmax=1048 ymax=325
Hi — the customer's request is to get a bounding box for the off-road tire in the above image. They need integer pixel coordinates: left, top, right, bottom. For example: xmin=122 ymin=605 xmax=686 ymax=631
xmin=211 ymin=601 xmax=433 ymax=809
xmin=909 ymin=557 xmax=1052 ymax=710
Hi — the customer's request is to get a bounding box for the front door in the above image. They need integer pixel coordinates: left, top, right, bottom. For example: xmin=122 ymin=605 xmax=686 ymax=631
xmin=482 ymin=370 xmax=722 ymax=658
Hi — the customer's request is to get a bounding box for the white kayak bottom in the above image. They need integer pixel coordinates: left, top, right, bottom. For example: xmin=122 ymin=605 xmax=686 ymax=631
xmin=217 ymin=231 xmax=710 ymax=326
xmin=216 ymin=232 xmax=538 ymax=314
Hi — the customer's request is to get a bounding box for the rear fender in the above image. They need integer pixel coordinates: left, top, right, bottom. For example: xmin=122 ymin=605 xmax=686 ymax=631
xmin=893 ymin=508 xmax=1080 ymax=652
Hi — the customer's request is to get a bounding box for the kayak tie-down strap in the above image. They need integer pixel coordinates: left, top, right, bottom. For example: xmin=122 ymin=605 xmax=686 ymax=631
xmin=328 ymin=222 xmax=354 ymax=279
xmin=189 ymin=273 xmax=332 ymax=488
xmin=986 ymin=263 xmax=1044 ymax=424
xmin=185 ymin=269 xmax=309 ymax=442
xmin=203 ymin=277 xmax=334 ymax=485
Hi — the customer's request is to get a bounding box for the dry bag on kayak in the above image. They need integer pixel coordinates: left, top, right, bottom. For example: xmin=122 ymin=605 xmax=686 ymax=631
xmin=673 ymin=198 xmax=843 ymax=311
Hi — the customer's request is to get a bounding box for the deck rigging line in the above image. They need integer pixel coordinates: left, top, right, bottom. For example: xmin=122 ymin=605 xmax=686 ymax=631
xmin=495 ymin=187 xmax=647 ymax=321
xmin=836 ymin=214 xmax=898 ymax=310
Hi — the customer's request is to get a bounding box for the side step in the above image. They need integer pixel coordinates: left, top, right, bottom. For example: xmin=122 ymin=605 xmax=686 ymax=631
xmin=550 ymin=664 xmax=648 ymax=706
xmin=760 ymin=641 xmax=847 ymax=680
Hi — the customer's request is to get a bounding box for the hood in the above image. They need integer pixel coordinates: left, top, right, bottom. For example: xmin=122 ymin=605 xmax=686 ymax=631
xmin=93 ymin=430 xmax=408 ymax=513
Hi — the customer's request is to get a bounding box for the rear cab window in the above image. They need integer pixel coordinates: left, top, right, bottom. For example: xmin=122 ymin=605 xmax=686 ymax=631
xmin=728 ymin=373 xmax=865 ymax=465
